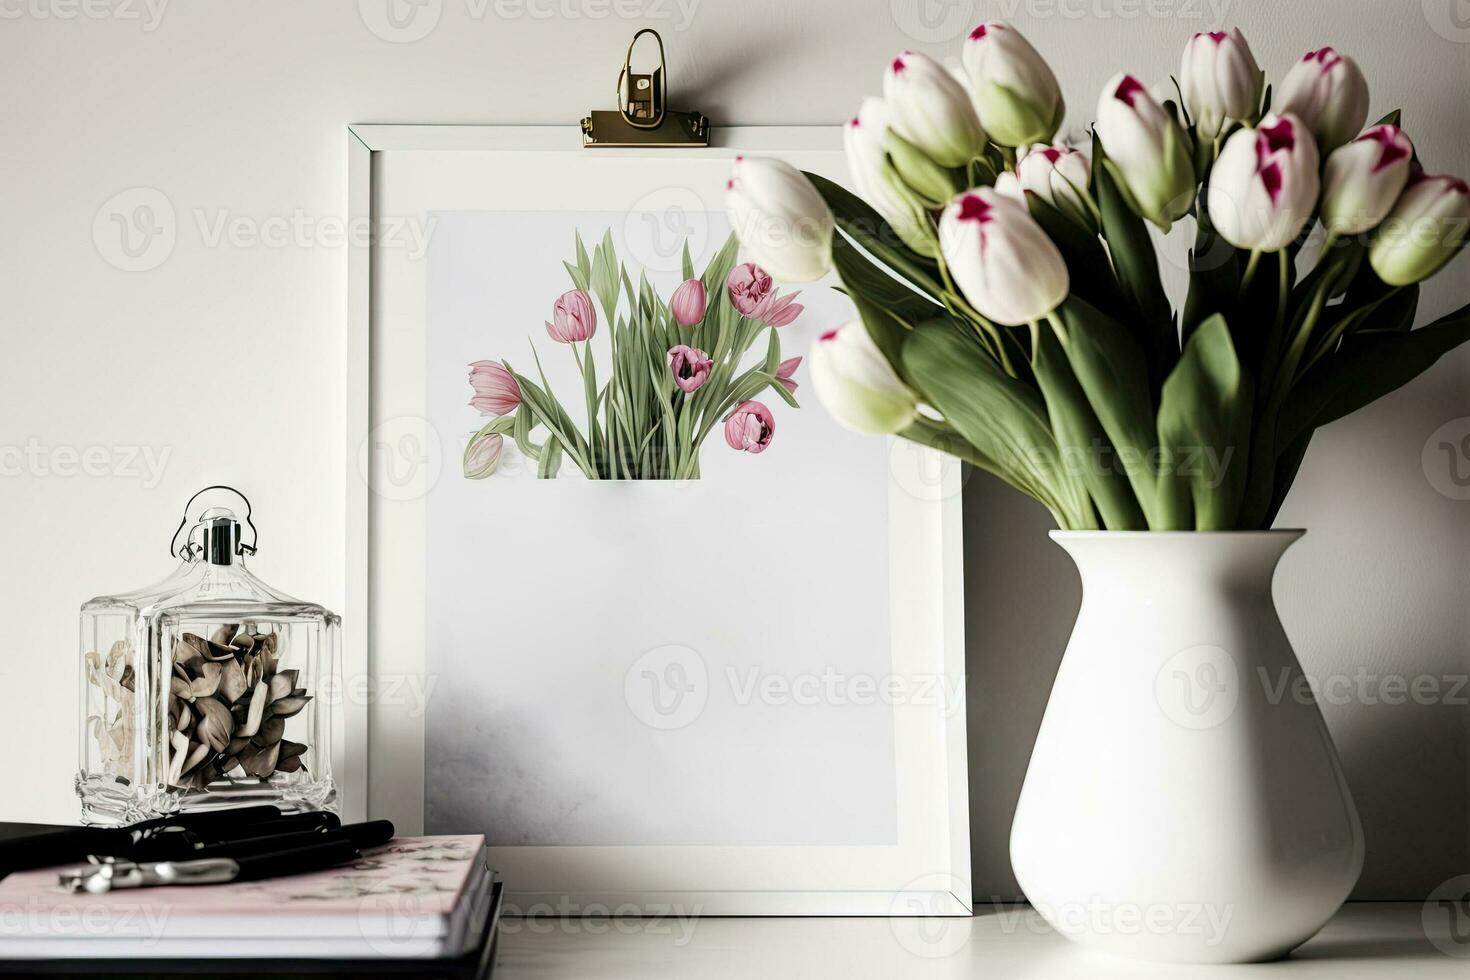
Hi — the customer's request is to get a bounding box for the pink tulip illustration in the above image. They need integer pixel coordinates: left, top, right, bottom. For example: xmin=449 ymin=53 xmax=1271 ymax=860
xmin=776 ymin=356 xmax=801 ymax=394
xmin=546 ymin=289 xmax=597 ymax=343
xmin=463 ymin=430 xmax=503 ymax=479
xmin=468 ymin=360 xmax=522 ymax=416
xmin=726 ymin=262 xmax=774 ymax=318
xmin=668 ymin=345 xmax=714 ymax=394
xmin=669 ymin=278 xmax=708 ymax=327
xmin=761 ymin=292 xmax=804 ymax=327
xmin=724 ymin=400 xmax=776 ymax=454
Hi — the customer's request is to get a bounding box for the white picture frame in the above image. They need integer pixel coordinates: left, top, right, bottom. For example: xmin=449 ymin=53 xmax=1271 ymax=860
xmin=345 ymin=125 xmax=971 ymax=915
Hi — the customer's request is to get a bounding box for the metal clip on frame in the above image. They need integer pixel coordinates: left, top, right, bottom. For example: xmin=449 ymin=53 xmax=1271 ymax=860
xmin=581 ymin=29 xmax=709 ymax=147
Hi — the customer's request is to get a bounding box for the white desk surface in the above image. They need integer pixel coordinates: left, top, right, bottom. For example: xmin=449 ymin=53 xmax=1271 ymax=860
xmin=494 ymin=903 xmax=1466 ymax=979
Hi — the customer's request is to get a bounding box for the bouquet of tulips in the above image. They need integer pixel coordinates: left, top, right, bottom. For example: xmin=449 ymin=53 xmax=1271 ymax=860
xmin=464 ymin=230 xmax=803 ymax=481
xmin=725 ymin=23 xmax=1470 ymax=530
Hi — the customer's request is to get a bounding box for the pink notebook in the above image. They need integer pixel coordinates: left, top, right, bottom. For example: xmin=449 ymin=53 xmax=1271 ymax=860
xmin=0 ymin=835 xmax=492 ymax=959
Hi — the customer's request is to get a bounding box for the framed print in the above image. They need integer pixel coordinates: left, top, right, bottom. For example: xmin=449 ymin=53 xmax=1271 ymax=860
xmin=346 ymin=125 xmax=970 ymax=915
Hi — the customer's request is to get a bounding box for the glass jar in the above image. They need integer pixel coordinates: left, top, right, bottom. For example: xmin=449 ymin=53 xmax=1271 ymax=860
xmin=77 ymin=487 xmax=339 ymax=825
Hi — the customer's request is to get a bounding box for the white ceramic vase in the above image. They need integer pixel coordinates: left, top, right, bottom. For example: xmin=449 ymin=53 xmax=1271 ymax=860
xmin=1010 ymin=531 xmax=1364 ymax=964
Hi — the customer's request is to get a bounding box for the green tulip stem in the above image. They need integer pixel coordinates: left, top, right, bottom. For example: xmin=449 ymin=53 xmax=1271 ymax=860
xmin=1044 ymin=311 xmax=1069 ymax=346
xmin=1240 ymin=249 xmax=1263 ymax=292
xmin=1274 ymin=250 xmax=1290 ymax=345
xmin=997 ymin=145 xmax=1017 ymax=172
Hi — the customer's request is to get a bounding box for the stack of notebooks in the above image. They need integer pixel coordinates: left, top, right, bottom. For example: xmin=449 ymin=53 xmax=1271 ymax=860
xmin=0 ymin=834 xmax=502 ymax=978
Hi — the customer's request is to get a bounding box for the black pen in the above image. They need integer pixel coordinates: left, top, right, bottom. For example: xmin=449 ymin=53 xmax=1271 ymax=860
xmin=0 ymin=806 xmax=285 ymax=876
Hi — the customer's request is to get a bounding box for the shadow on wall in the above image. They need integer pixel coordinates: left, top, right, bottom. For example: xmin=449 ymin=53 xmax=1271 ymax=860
xmin=962 ymin=467 xmax=1080 ymax=904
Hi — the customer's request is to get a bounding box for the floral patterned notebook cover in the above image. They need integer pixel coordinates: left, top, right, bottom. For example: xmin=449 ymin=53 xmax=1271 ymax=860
xmin=0 ymin=835 xmax=487 ymax=932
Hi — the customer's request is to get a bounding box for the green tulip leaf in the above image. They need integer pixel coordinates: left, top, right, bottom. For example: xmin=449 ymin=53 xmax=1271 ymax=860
xmin=1090 ymin=132 xmax=1177 ymax=393
xmin=1026 ymin=196 xmax=1124 ymax=319
xmin=803 ymin=170 xmax=945 ymax=301
xmin=1180 ymin=191 xmax=1240 ymax=344
xmin=1053 ymin=296 xmax=1160 ymax=523
xmin=537 ymin=435 xmax=563 ymax=479
xmin=902 ymin=317 xmax=1082 ymax=528
xmin=1282 ymin=301 xmax=1470 ymax=445
xmin=1155 ymin=314 xmax=1253 ymax=530
xmin=1031 ymin=323 xmax=1144 ymax=530
xmin=829 ymin=232 xmax=943 ymax=385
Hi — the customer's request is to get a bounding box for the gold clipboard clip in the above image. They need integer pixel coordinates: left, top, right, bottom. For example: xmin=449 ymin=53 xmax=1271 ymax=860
xmin=581 ymin=29 xmax=709 ymax=148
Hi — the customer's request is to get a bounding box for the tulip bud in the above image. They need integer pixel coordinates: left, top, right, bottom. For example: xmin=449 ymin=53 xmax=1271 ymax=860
xmin=463 ymin=429 xmax=504 ymax=480
xmin=723 ymin=400 xmax=777 ymax=454
xmin=775 ymin=356 xmax=801 ymax=394
xmin=809 ymin=322 xmax=919 ymax=435
xmin=1368 ymin=173 xmax=1470 ymax=286
xmin=1095 ymin=73 xmax=1197 ymax=230
xmin=961 ymin=22 xmax=1064 ymax=148
xmin=669 ymin=278 xmax=707 ymax=327
xmin=546 ymin=289 xmax=597 ymax=343
xmin=992 ymin=170 xmax=1025 ymax=207
xmin=1276 ymin=47 xmax=1369 ymax=153
xmin=1206 ymin=113 xmax=1320 ymax=252
xmin=468 ymin=360 xmax=521 ymax=416
xmin=668 ymin=344 xmax=714 ymax=394
xmin=843 ymin=98 xmax=938 ymax=257
xmin=884 ymin=128 xmax=960 ymax=207
xmin=725 ymin=156 xmax=835 ymax=283
xmin=1179 ymin=29 xmax=1264 ymax=139
xmin=883 ymin=50 xmax=986 ymax=168
xmin=938 ymin=188 xmax=1069 ymax=326
xmin=1015 ymin=144 xmax=1097 ymax=230
xmin=1321 ymin=125 xmax=1414 ymax=236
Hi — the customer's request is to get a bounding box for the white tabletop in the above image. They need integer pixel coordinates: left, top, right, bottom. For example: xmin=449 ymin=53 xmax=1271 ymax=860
xmin=494 ymin=903 xmax=1465 ymax=979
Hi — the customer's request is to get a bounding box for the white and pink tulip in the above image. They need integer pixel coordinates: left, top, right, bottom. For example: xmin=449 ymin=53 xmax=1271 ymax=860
xmin=960 ymin=22 xmax=1064 ymax=148
xmin=883 ymin=50 xmax=986 ymax=168
xmin=1369 ymin=173 xmax=1470 ymax=285
xmin=1094 ymin=73 xmax=1196 ymax=229
xmin=1015 ymin=144 xmax=1096 ymax=230
xmin=1206 ymin=113 xmax=1320 ymax=252
xmin=810 ymin=322 xmax=918 ymax=435
xmin=724 ymin=156 xmax=834 ymax=283
xmin=1276 ymin=47 xmax=1369 ymax=153
xmin=1179 ymin=29 xmax=1263 ymax=139
xmin=938 ymin=187 xmax=1069 ymax=325
xmin=1322 ymin=125 xmax=1414 ymax=237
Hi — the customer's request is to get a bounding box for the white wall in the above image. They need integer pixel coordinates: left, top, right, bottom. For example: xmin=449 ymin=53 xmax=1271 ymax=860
xmin=1 ymin=0 xmax=1464 ymax=899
